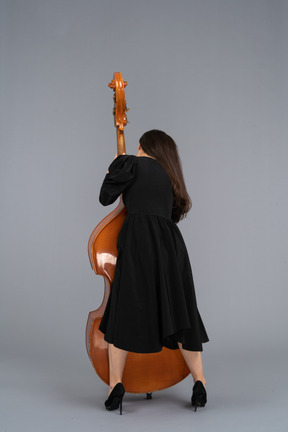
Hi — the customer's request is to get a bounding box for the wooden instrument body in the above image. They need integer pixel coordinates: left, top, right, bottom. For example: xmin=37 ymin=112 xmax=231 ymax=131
xmin=86 ymin=73 xmax=190 ymax=393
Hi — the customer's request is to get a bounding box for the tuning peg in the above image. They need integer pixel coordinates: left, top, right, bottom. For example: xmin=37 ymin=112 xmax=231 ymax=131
xmin=108 ymin=80 xmax=115 ymax=90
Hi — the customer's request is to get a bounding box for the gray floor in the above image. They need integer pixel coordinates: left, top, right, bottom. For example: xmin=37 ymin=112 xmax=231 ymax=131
xmin=1 ymin=343 xmax=287 ymax=432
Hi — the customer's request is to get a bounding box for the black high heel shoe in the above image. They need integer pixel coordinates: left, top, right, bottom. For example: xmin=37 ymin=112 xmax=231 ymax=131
xmin=104 ymin=383 xmax=125 ymax=415
xmin=191 ymin=380 xmax=207 ymax=412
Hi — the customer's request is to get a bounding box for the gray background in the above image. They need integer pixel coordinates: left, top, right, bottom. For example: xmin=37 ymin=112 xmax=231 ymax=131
xmin=1 ymin=0 xmax=287 ymax=431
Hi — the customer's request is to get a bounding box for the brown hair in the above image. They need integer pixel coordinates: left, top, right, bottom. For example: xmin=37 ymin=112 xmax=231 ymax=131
xmin=139 ymin=129 xmax=192 ymax=223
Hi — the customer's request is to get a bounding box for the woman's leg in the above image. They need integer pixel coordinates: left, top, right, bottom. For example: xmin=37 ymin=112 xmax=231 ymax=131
xmin=107 ymin=343 xmax=128 ymax=395
xmin=177 ymin=342 xmax=206 ymax=387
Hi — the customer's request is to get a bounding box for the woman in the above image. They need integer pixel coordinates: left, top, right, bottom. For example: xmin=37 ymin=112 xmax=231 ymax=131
xmin=98 ymin=129 xmax=209 ymax=414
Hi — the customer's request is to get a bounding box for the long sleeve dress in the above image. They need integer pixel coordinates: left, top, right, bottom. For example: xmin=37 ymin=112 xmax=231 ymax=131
xmin=98 ymin=154 xmax=209 ymax=353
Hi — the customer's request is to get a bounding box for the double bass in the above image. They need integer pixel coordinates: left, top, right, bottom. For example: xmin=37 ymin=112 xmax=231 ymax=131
xmin=86 ymin=72 xmax=189 ymax=395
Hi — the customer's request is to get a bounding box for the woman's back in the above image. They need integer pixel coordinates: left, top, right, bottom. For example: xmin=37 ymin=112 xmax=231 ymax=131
xmin=123 ymin=156 xmax=173 ymax=220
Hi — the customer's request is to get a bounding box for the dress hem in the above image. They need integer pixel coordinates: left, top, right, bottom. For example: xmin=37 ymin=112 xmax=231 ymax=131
xmin=100 ymin=329 xmax=208 ymax=354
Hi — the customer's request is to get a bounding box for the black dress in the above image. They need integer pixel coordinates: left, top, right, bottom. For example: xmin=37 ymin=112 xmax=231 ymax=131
xmin=98 ymin=154 xmax=209 ymax=353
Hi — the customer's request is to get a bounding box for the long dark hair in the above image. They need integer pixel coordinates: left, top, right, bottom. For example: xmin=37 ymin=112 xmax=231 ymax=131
xmin=139 ymin=129 xmax=192 ymax=223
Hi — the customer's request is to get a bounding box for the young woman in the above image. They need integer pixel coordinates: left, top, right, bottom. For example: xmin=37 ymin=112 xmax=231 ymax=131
xmin=98 ymin=129 xmax=209 ymax=413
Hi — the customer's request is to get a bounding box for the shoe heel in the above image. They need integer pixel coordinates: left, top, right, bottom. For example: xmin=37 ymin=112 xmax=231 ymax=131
xmin=191 ymin=380 xmax=207 ymax=412
xmin=119 ymin=399 xmax=122 ymax=415
xmin=192 ymin=393 xmax=205 ymax=411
